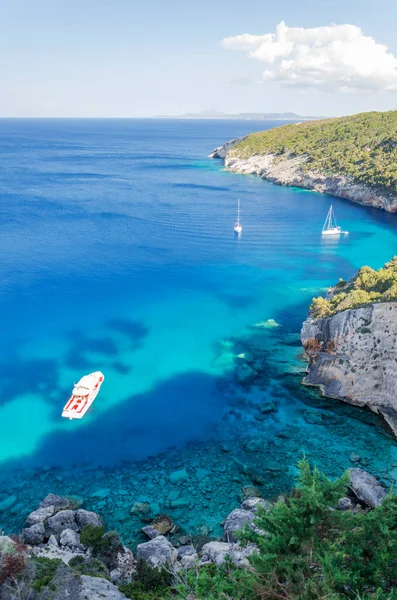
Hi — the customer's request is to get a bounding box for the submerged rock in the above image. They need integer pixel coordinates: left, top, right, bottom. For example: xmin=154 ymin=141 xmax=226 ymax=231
xmin=348 ymin=468 xmax=387 ymax=508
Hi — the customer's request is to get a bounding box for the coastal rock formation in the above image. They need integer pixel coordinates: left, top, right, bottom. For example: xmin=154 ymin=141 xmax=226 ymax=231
xmin=301 ymin=302 xmax=397 ymax=435
xmin=208 ymin=135 xmax=248 ymax=159
xmin=79 ymin=575 xmax=128 ymax=600
xmin=348 ymin=468 xmax=387 ymax=508
xmin=211 ymin=149 xmax=397 ymax=212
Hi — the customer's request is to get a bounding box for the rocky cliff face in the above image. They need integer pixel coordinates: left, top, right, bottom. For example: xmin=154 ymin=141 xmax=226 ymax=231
xmin=209 ymin=140 xmax=397 ymax=212
xmin=301 ymin=302 xmax=397 ymax=436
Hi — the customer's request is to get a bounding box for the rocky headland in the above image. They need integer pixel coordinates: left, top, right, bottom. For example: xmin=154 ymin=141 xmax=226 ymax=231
xmin=209 ymin=111 xmax=397 ymax=212
xmin=301 ymin=258 xmax=397 ymax=436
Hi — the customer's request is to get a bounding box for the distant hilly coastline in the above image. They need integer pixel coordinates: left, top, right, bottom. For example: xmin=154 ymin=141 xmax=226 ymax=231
xmin=209 ymin=110 xmax=397 ymax=212
xmin=156 ymin=109 xmax=324 ymax=121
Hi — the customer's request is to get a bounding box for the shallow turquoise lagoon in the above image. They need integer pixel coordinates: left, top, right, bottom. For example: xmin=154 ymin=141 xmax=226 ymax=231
xmin=0 ymin=118 xmax=396 ymax=543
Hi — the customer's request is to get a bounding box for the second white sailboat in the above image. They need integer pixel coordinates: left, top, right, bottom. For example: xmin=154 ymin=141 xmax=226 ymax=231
xmin=322 ymin=205 xmax=348 ymax=236
xmin=234 ymin=199 xmax=242 ymax=234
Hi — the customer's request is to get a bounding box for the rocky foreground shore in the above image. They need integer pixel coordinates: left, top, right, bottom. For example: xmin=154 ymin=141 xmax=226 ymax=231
xmin=0 ymin=467 xmax=388 ymax=599
xmin=301 ymin=301 xmax=397 ymax=437
xmin=209 ymin=138 xmax=397 ymax=212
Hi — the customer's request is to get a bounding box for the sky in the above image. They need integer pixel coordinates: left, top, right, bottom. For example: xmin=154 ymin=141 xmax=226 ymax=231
xmin=1 ymin=0 xmax=397 ymax=117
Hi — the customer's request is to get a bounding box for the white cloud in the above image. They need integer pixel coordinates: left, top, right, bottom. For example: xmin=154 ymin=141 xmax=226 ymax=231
xmin=222 ymin=22 xmax=397 ymax=92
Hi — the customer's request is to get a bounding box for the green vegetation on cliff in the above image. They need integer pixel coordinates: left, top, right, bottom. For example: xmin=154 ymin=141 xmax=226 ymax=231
xmin=230 ymin=110 xmax=397 ymax=193
xmin=310 ymin=256 xmax=397 ymax=318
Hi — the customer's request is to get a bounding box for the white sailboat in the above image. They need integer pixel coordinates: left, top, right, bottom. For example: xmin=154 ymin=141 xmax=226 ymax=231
xmin=234 ymin=199 xmax=242 ymax=234
xmin=322 ymin=205 xmax=348 ymax=236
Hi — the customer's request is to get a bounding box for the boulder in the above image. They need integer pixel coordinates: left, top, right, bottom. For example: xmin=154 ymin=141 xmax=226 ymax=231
xmin=150 ymin=514 xmax=173 ymax=535
xmin=80 ymin=575 xmax=128 ymax=599
xmin=60 ymin=528 xmax=81 ymax=548
xmin=348 ymin=468 xmax=387 ymax=508
xmin=259 ymin=401 xmax=276 ymax=414
xmin=75 ymin=509 xmax=103 ymax=530
xmin=109 ymin=547 xmax=135 ymax=584
xmin=337 ymin=497 xmax=354 ymax=511
xmin=142 ymin=526 xmax=159 ymax=539
xmin=130 ymin=501 xmax=150 ymax=516
xmin=26 ymin=505 xmax=55 ymax=527
xmin=201 ymin=541 xmax=256 ymax=567
xmin=45 ymin=509 xmax=78 ymax=538
xmin=39 ymin=493 xmax=71 ymax=510
xmin=169 ymin=469 xmax=189 ymax=484
xmin=223 ymin=508 xmax=255 ymax=543
xmin=136 ymin=535 xmax=177 ymax=568
xmin=240 ymin=497 xmax=270 ymax=512
xmin=22 ymin=522 xmax=45 ymax=545
xmin=177 ymin=545 xmax=197 ymax=560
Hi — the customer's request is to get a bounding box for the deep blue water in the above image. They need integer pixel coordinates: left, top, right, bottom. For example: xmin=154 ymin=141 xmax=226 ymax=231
xmin=1 ymin=118 xmax=397 ymax=543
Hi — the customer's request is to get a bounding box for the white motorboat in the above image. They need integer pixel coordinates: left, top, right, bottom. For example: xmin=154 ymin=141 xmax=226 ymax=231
xmin=62 ymin=371 xmax=104 ymax=420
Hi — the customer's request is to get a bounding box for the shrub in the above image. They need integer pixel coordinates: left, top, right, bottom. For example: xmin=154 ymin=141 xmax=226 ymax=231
xmin=80 ymin=524 xmax=105 ymax=551
xmin=310 ymin=256 xmax=397 ymax=317
xmin=119 ymin=559 xmax=171 ymax=600
xmin=31 ymin=556 xmax=63 ymax=591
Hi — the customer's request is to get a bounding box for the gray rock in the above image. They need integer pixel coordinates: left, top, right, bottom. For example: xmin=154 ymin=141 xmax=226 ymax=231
xmin=177 ymin=545 xmax=197 ymax=559
xmin=337 ymin=497 xmax=353 ymax=511
xmin=201 ymin=541 xmax=257 ymax=567
xmin=109 ymin=546 xmax=135 ymax=584
xmin=142 ymin=526 xmax=159 ymax=539
xmin=26 ymin=505 xmax=55 ymax=527
xmin=60 ymin=528 xmax=81 ymax=548
xmin=39 ymin=493 xmax=71 ymax=510
xmin=130 ymin=501 xmax=150 ymax=516
xmin=48 ymin=535 xmax=59 ymax=547
xmin=240 ymin=497 xmax=270 ymax=512
xmin=349 ymin=468 xmax=387 ymax=508
xmin=136 ymin=535 xmax=177 ymax=568
xmin=224 ymin=508 xmax=255 ymax=542
xmin=75 ymin=509 xmax=103 ymax=530
xmin=80 ymin=575 xmax=128 ymax=599
xmin=45 ymin=509 xmax=78 ymax=538
xmin=208 ymin=136 xmax=248 ymax=159
xmin=22 ymin=522 xmax=45 ymax=545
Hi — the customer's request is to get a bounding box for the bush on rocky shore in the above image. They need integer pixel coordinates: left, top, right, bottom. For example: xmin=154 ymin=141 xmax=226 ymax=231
xmin=1 ymin=459 xmax=395 ymax=599
xmin=310 ymin=256 xmax=397 ymax=318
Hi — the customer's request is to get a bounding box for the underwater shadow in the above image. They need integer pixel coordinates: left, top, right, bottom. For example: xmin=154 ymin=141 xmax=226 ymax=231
xmin=4 ymin=370 xmax=228 ymax=470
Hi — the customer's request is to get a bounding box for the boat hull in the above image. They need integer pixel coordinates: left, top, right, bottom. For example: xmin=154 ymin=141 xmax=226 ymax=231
xmin=322 ymin=229 xmax=348 ymax=236
xmin=62 ymin=372 xmax=104 ymax=420
xmin=234 ymin=225 xmax=242 ymax=234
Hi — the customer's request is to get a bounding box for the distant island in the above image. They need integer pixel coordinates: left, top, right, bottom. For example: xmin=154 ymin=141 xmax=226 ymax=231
xmin=157 ymin=109 xmax=324 ymax=121
xmin=209 ymin=110 xmax=397 ymax=212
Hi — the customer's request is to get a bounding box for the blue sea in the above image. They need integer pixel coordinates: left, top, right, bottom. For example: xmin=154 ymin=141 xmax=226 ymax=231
xmin=1 ymin=118 xmax=397 ymax=544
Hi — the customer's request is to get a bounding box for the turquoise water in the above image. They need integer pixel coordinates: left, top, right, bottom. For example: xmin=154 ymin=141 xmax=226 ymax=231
xmin=0 ymin=118 xmax=396 ymax=544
